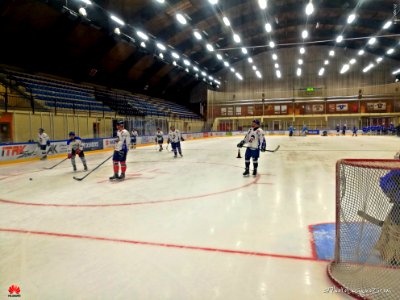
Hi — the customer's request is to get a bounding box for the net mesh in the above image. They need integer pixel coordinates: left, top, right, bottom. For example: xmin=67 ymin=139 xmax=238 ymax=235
xmin=328 ymin=159 xmax=400 ymax=299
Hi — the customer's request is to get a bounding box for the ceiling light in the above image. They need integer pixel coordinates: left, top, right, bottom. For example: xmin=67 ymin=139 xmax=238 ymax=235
xmin=256 ymin=70 xmax=262 ymax=78
xmin=235 ymin=73 xmax=243 ymax=80
xmin=216 ymin=54 xmax=223 ymax=60
xmin=241 ymin=47 xmax=248 ymax=54
xmin=156 ymin=43 xmax=166 ymax=51
xmin=298 ymin=59 xmax=303 ymax=65
xmin=363 ymin=63 xmax=374 ymax=73
xmin=193 ymin=31 xmax=202 ymax=40
xmin=114 ymin=27 xmax=120 ymax=35
xmin=300 ymin=47 xmax=305 ymax=54
xmin=78 ymin=7 xmax=87 ymax=16
xmin=248 ymin=57 xmax=253 ymax=63
xmin=252 ymin=65 xmax=257 ymax=70
xmin=347 ymin=14 xmax=356 ymax=24
xmin=233 ymin=33 xmax=241 ymax=43
xmin=176 ymin=13 xmax=187 ymax=25
xmin=201 ymin=71 xmax=206 ymax=76
xmin=272 ymin=54 xmax=277 ymax=60
xmin=136 ymin=31 xmax=149 ymax=40
xmin=230 ymin=67 xmax=235 ymax=72
xmin=302 ymin=30 xmax=308 ymax=39
xmin=269 ymin=41 xmax=275 ymax=48
xmin=258 ymin=0 xmax=267 ymax=10
xmin=173 ymin=60 xmax=177 ymax=66
xmin=208 ymin=0 xmax=218 ymax=4
xmin=140 ymin=42 xmax=146 ymax=48
xmin=193 ymin=66 xmax=199 ymax=71
xmin=336 ymin=35 xmax=343 ymax=43
xmin=159 ymin=53 xmax=164 ymax=59
xmin=171 ymin=52 xmax=180 ymax=59
xmin=183 ymin=59 xmax=190 ymax=66
xmin=265 ymin=23 xmax=272 ymax=33
xmin=324 ymin=60 xmax=329 ymax=65
xmin=318 ymin=67 xmax=325 ymax=76
xmin=358 ymin=49 xmax=365 ymax=55
xmin=296 ymin=68 xmax=302 ymax=77
xmin=224 ymin=61 xmax=229 ymax=67
xmin=383 ymin=21 xmax=392 ymax=29
xmin=274 ymin=63 xmax=279 ymax=69
xmin=340 ymin=64 xmax=349 ymax=74
xmin=329 ymin=50 xmax=335 ymax=56
xmin=376 ymin=57 xmax=383 ymax=63
xmin=110 ymin=15 xmax=125 ymax=26
xmin=368 ymin=37 xmax=376 ymax=45
xmin=276 ymin=70 xmax=281 ymax=78
xmin=305 ymin=1 xmax=314 ymax=16
xmin=392 ymin=68 xmax=400 ymax=75
xmin=349 ymin=58 xmax=356 ymax=64
xmin=156 ymin=0 xmax=165 ymax=3
xmin=387 ymin=48 xmax=395 ymax=55
xmin=223 ymin=16 xmax=230 ymax=27
xmin=206 ymin=44 xmax=214 ymax=52
xmin=81 ymin=0 xmax=92 ymax=4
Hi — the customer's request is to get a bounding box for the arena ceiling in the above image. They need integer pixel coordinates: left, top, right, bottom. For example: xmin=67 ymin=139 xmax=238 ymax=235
xmin=0 ymin=0 xmax=399 ymax=100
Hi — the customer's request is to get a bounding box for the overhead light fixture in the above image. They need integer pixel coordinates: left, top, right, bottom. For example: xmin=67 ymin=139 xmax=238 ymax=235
xmin=324 ymin=60 xmax=329 ymax=65
xmin=296 ymin=68 xmax=302 ymax=77
xmin=241 ymin=47 xmax=248 ymax=54
xmin=193 ymin=31 xmax=202 ymax=40
xmin=136 ymin=31 xmax=149 ymax=40
xmin=256 ymin=70 xmax=262 ymax=78
xmin=340 ymin=64 xmax=350 ymax=74
xmin=302 ymin=30 xmax=308 ymax=39
xmin=383 ymin=21 xmax=392 ymax=29
xmin=276 ymin=70 xmax=281 ymax=78
xmin=176 ymin=13 xmax=187 ymax=25
xmin=358 ymin=49 xmax=365 ymax=55
xmin=347 ymin=14 xmax=356 ymax=24
xmin=265 ymin=23 xmax=272 ymax=33
xmin=156 ymin=0 xmax=165 ymax=3
xmin=272 ymin=54 xmax=277 ymax=60
xmin=349 ymin=58 xmax=356 ymax=64
xmin=78 ymin=7 xmax=87 ymax=16
xmin=318 ymin=67 xmax=325 ymax=76
xmin=206 ymin=44 xmax=214 ymax=52
xmin=298 ymin=59 xmax=303 ymax=65
xmin=159 ymin=53 xmax=164 ymax=59
xmin=208 ymin=0 xmax=218 ymax=4
xmin=305 ymin=1 xmax=314 ymax=16
xmin=81 ymin=0 xmax=92 ymax=4
xmin=114 ymin=27 xmax=121 ymax=35
xmin=387 ymin=48 xmax=395 ymax=55
xmin=368 ymin=37 xmax=376 ymax=45
xmin=258 ymin=0 xmax=267 ymax=10
xmin=223 ymin=16 xmax=231 ymax=27
xmin=336 ymin=35 xmax=343 ymax=43
xmin=216 ymin=54 xmax=223 ymax=60
xmin=235 ymin=72 xmax=243 ymax=80
xmin=329 ymin=50 xmax=335 ymax=56
xmin=274 ymin=63 xmax=279 ymax=69
xmin=363 ymin=63 xmax=374 ymax=73
xmin=376 ymin=57 xmax=383 ymax=63
xmin=252 ymin=65 xmax=257 ymax=70
xmin=171 ymin=52 xmax=180 ymax=59
xmin=300 ymin=47 xmax=305 ymax=54
xmin=224 ymin=61 xmax=229 ymax=67
xmin=392 ymin=68 xmax=400 ymax=75
xmin=140 ymin=42 xmax=146 ymax=48
xmin=110 ymin=15 xmax=125 ymax=26
xmin=269 ymin=41 xmax=275 ymax=48
xmin=193 ymin=66 xmax=199 ymax=72
xmin=230 ymin=67 xmax=235 ymax=72
xmin=248 ymin=57 xmax=253 ymax=63
xmin=183 ymin=59 xmax=190 ymax=66
xmin=233 ymin=33 xmax=241 ymax=43
xmin=156 ymin=42 xmax=166 ymax=51
xmin=201 ymin=71 xmax=206 ymax=76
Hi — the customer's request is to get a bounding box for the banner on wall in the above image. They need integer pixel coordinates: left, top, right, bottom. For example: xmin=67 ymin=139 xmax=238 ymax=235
xmin=0 ymin=140 xmax=68 ymax=161
xmin=82 ymin=139 xmax=103 ymax=151
xmin=336 ymin=103 xmax=348 ymax=111
xmin=281 ymin=105 xmax=287 ymax=113
xmin=313 ymin=104 xmax=324 ymax=112
xmin=328 ymin=104 xmax=335 ymax=112
xmin=221 ymin=107 xmax=227 ymax=116
xmin=367 ymin=102 xmax=386 ymax=111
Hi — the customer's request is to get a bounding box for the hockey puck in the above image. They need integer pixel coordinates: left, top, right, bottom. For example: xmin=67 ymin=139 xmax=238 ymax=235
xmin=29 ymin=178 xmax=33 ymax=181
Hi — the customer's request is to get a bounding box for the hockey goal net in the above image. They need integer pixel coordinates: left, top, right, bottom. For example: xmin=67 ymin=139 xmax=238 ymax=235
xmin=328 ymin=159 xmax=400 ymax=299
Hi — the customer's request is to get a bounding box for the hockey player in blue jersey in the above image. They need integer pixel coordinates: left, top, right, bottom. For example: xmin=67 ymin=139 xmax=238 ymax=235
xmin=301 ymin=124 xmax=308 ymax=136
xmin=237 ymin=119 xmax=266 ymax=176
xmin=352 ymin=126 xmax=358 ymax=137
xmin=289 ymin=125 xmax=294 ymax=137
xmin=67 ymin=132 xmax=88 ymax=172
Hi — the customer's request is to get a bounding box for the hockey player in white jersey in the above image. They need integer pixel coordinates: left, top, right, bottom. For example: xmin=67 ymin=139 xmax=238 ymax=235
xmin=167 ymin=125 xmax=184 ymax=158
xmin=37 ymin=128 xmax=50 ymax=160
xmin=110 ymin=121 xmax=130 ymax=180
xmin=237 ymin=119 xmax=266 ymax=176
xmin=67 ymin=131 xmax=88 ymax=172
xmin=131 ymin=129 xmax=138 ymax=149
xmin=155 ymin=128 xmax=164 ymax=152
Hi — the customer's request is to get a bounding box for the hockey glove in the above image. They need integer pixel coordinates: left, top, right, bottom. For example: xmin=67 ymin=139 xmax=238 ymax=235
xmin=237 ymin=140 xmax=245 ymax=148
xmin=167 ymin=138 xmax=171 ymax=144
xmin=67 ymin=153 xmax=72 ymax=159
xmin=75 ymin=149 xmax=81 ymax=155
xmin=261 ymin=146 xmax=266 ymax=152
xmin=181 ymin=137 xmax=185 ymax=141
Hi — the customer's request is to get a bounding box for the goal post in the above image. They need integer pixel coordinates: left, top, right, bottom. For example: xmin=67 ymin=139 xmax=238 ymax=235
xmin=328 ymin=159 xmax=400 ymax=299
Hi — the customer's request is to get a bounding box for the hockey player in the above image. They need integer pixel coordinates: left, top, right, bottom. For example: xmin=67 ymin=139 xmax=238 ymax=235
xmin=67 ymin=132 xmax=88 ymax=172
xmin=301 ymin=124 xmax=308 ymax=136
xmin=352 ymin=126 xmax=358 ymax=137
xmin=155 ymin=128 xmax=164 ymax=151
xmin=342 ymin=124 xmax=347 ymax=135
xmin=237 ymin=119 xmax=266 ymax=176
xmin=336 ymin=124 xmax=340 ymax=136
xmin=110 ymin=121 xmax=130 ymax=180
xmin=131 ymin=128 xmax=138 ymax=149
xmin=288 ymin=125 xmax=294 ymax=137
xmin=37 ymin=128 xmax=50 ymax=160
xmin=167 ymin=125 xmax=184 ymax=158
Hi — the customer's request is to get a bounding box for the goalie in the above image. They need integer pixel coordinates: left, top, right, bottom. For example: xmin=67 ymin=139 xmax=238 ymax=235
xmin=374 ymin=170 xmax=400 ymax=265
xmin=237 ymin=119 xmax=266 ymax=176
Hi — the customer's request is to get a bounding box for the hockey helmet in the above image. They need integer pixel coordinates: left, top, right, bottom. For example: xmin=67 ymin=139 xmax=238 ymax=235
xmin=116 ymin=120 xmax=124 ymax=126
xmin=252 ymin=119 xmax=260 ymax=126
xmin=380 ymin=170 xmax=400 ymax=202
xmin=69 ymin=131 xmax=75 ymax=136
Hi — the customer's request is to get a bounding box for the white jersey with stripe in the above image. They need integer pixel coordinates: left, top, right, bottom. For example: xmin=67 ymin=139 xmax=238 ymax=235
xmin=168 ymin=130 xmax=181 ymax=143
xmin=38 ymin=132 xmax=49 ymax=146
xmin=115 ymin=129 xmax=130 ymax=151
xmin=243 ymin=127 xmax=266 ymax=150
xmin=155 ymin=131 xmax=164 ymax=141
xmin=67 ymin=137 xmax=83 ymax=153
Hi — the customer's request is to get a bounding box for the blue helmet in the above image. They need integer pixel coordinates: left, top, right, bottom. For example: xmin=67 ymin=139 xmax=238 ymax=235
xmin=117 ymin=120 xmax=124 ymax=126
xmin=380 ymin=170 xmax=400 ymax=202
xmin=69 ymin=131 xmax=75 ymax=136
xmin=252 ymin=119 xmax=260 ymax=126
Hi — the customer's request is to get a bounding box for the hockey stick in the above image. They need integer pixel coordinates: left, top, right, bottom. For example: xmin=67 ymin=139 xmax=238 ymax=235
xmin=243 ymin=145 xmax=280 ymax=153
xmin=45 ymin=158 xmax=68 ymax=169
xmin=357 ymin=210 xmax=384 ymax=227
xmin=73 ymin=155 xmax=112 ymax=181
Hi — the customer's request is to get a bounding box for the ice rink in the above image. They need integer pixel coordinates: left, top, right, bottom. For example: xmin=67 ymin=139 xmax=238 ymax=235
xmin=0 ymin=134 xmax=398 ymax=299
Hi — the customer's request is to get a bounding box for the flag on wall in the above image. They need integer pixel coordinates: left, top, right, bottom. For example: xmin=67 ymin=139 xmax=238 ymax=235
xmin=336 ymin=103 xmax=348 ymax=111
